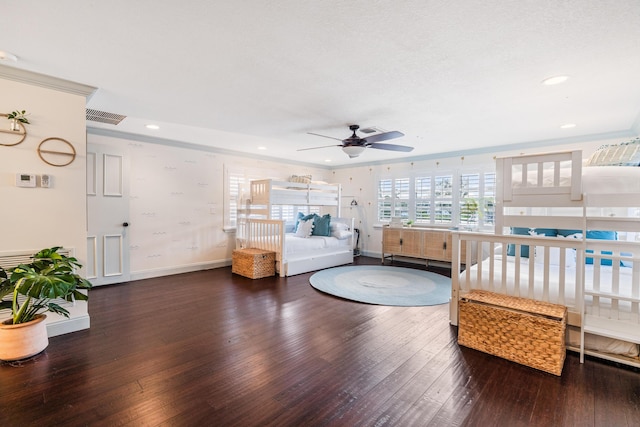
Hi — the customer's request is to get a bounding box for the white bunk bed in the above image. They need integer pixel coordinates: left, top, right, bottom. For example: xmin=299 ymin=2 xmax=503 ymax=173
xmin=451 ymin=149 xmax=640 ymax=368
xmin=236 ymin=179 xmax=355 ymax=277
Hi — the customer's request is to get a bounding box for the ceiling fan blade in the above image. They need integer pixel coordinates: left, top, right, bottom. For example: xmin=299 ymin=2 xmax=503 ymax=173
xmin=306 ymin=132 xmax=343 ymax=141
xmin=368 ymin=142 xmax=414 ymax=152
xmin=363 ymin=130 xmax=404 ymax=144
xmin=297 ymin=144 xmax=341 ymax=152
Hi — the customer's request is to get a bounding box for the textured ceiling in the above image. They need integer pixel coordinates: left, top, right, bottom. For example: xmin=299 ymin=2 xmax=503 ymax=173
xmin=1 ymin=0 xmax=639 ymax=166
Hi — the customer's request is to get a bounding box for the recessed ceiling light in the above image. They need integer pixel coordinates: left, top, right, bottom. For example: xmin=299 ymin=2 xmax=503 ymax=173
xmin=145 ymin=124 xmax=159 ymax=130
xmin=560 ymin=123 xmax=576 ymax=129
xmin=257 ymin=146 xmax=266 ymax=150
xmin=0 ymin=50 xmax=18 ymax=62
xmin=324 ymin=159 xmax=332 ymax=162
xmin=542 ymin=75 xmax=569 ymax=85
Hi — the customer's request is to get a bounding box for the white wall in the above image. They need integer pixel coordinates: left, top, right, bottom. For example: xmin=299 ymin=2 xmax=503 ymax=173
xmin=0 ymin=73 xmax=93 ymax=336
xmin=87 ymin=132 xmax=331 ymax=279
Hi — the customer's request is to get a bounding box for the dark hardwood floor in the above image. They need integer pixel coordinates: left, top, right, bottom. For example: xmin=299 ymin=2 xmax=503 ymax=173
xmin=1 ymin=256 xmax=639 ymax=426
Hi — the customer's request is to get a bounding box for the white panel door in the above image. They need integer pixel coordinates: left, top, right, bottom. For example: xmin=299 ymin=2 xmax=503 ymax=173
xmin=87 ymin=144 xmax=130 ymax=286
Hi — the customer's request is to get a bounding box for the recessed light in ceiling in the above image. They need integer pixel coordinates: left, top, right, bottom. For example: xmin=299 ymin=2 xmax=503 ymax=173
xmin=324 ymin=159 xmax=332 ymax=162
xmin=542 ymin=75 xmax=569 ymax=85
xmin=0 ymin=50 xmax=18 ymax=62
xmin=145 ymin=124 xmax=159 ymax=130
xmin=257 ymin=146 xmax=266 ymax=150
xmin=560 ymin=123 xmax=576 ymax=129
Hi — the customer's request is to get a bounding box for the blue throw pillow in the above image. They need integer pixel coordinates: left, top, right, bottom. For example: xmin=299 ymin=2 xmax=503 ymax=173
xmin=507 ymin=227 xmax=532 ymax=257
xmin=557 ymin=229 xmax=582 ymax=237
xmin=586 ymin=230 xmax=617 ymax=240
xmin=532 ymin=228 xmax=558 ymax=237
xmin=507 ymin=228 xmax=558 ymax=257
xmin=585 ymin=250 xmax=614 ymax=266
xmin=621 ymin=252 xmax=633 ymax=267
xmin=311 ymin=214 xmax=331 ymax=237
xmin=585 ymin=230 xmax=618 ymax=265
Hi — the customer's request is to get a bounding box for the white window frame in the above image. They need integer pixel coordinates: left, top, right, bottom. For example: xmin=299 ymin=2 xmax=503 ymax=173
xmin=376 ymin=166 xmax=495 ymax=230
xmin=459 ymin=170 xmax=496 ymax=229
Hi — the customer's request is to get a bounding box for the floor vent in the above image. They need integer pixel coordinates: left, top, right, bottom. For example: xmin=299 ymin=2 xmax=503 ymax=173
xmin=86 ymin=108 xmax=127 ymax=125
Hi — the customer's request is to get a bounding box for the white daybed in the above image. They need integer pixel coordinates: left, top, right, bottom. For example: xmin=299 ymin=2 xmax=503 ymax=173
xmin=236 ymin=179 xmax=355 ymax=277
xmin=451 ymin=148 xmax=640 ymax=368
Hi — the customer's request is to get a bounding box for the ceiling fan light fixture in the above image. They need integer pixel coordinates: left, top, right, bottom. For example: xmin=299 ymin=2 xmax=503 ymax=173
xmin=342 ymin=145 xmax=366 ymax=158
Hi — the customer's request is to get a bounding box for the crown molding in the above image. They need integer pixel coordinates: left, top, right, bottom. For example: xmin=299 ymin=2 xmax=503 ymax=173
xmin=87 ymin=126 xmax=332 ymax=170
xmin=0 ymin=64 xmax=96 ymax=99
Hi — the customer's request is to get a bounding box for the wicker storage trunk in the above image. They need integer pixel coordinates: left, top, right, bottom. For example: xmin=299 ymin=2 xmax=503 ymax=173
xmin=232 ymin=248 xmax=275 ymax=279
xmin=458 ymin=290 xmax=567 ymax=376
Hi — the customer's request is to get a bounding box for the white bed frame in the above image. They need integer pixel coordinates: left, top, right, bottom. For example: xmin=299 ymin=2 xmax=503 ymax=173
xmin=239 ymin=217 xmax=355 ymax=277
xmin=241 ymin=179 xmax=342 ymax=218
xmin=236 ymin=179 xmax=354 ymax=276
xmin=451 ymin=149 xmax=640 ymax=368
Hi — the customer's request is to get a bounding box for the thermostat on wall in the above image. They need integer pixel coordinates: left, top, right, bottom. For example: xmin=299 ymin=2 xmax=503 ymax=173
xmin=15 ymin=173 xmax=36 ymax=188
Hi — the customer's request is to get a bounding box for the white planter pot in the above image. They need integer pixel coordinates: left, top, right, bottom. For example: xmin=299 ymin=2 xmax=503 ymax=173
xmin=0 ymin=314 xmax=49 ymax=361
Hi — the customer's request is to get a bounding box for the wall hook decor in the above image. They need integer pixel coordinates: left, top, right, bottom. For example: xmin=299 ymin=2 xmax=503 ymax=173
xmin=37 ymin=137 xmax=76 ymax=167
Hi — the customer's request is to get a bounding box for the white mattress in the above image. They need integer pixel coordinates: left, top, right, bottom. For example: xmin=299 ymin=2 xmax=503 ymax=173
xmin=583 ymin=166 xmax=640 ymax=194
xmin=284 ymin=234 xmax=346 ymax=253
xmin=462 ymin=254 xmax=635 ymax=313
xmin=513 ymin=165 xmax=640 ymax=194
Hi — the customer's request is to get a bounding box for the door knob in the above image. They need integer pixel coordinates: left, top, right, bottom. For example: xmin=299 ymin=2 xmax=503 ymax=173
xmin=122 ymin=222 xmax=129 ymax=227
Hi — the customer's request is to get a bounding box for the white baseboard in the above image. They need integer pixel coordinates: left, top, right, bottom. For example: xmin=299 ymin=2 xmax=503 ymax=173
xmin=130 ymin=259 xmax=232 ymax=281
xmin=46 ymin=314 xmax=91 ymax=337
xmin=361 ymin=250 xmax=382 ymax=259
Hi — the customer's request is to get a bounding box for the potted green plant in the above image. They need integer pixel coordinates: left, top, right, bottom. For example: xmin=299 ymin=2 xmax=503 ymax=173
xmin=0 ymin=247 xmax=92 ymax=361
xmin=6 ymin=109 xmax=30 ymax=131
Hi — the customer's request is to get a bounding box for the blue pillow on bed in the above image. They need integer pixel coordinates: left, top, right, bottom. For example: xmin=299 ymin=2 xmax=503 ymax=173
xmin=506 ymin=227 xmax=558 ymax=257
xmin=586 ymin=250 xmax=614 ymax=266
xmin=532 ymin=228 xmax=558 ymax=237
xmin=586 ymin=230 xmax=617 ymax=240
xmin=557 ymin=229 xmax=582 ymax=237
xmin=585 ymin=230 xmax=618 ymax=265
xmin=506 ymin=227 xmax=532 ymax=257
xmin=311 ymin=214 xmax=331 ymax=237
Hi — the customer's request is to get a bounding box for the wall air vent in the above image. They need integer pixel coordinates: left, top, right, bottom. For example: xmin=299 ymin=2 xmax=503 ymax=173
xmin=86 ymin=108 xmax=127 ymax=125
xmin=0 ymin=248 xmax=75 ymax=307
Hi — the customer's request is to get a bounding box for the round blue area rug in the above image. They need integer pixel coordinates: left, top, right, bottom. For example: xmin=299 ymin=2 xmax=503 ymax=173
xmin=309 ymin=265 xmax=451 ymax=306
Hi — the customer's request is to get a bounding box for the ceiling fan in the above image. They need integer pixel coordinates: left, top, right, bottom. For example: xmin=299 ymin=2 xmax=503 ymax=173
xmin=300 ymin=124 xmax=414 ymax=158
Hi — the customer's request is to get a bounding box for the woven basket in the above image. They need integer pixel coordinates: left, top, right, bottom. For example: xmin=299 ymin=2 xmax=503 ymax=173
xmin=458 ymin=290 xmax=567 ymax=376
xmin=232 ymin=248 xmax=275 ymax=279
